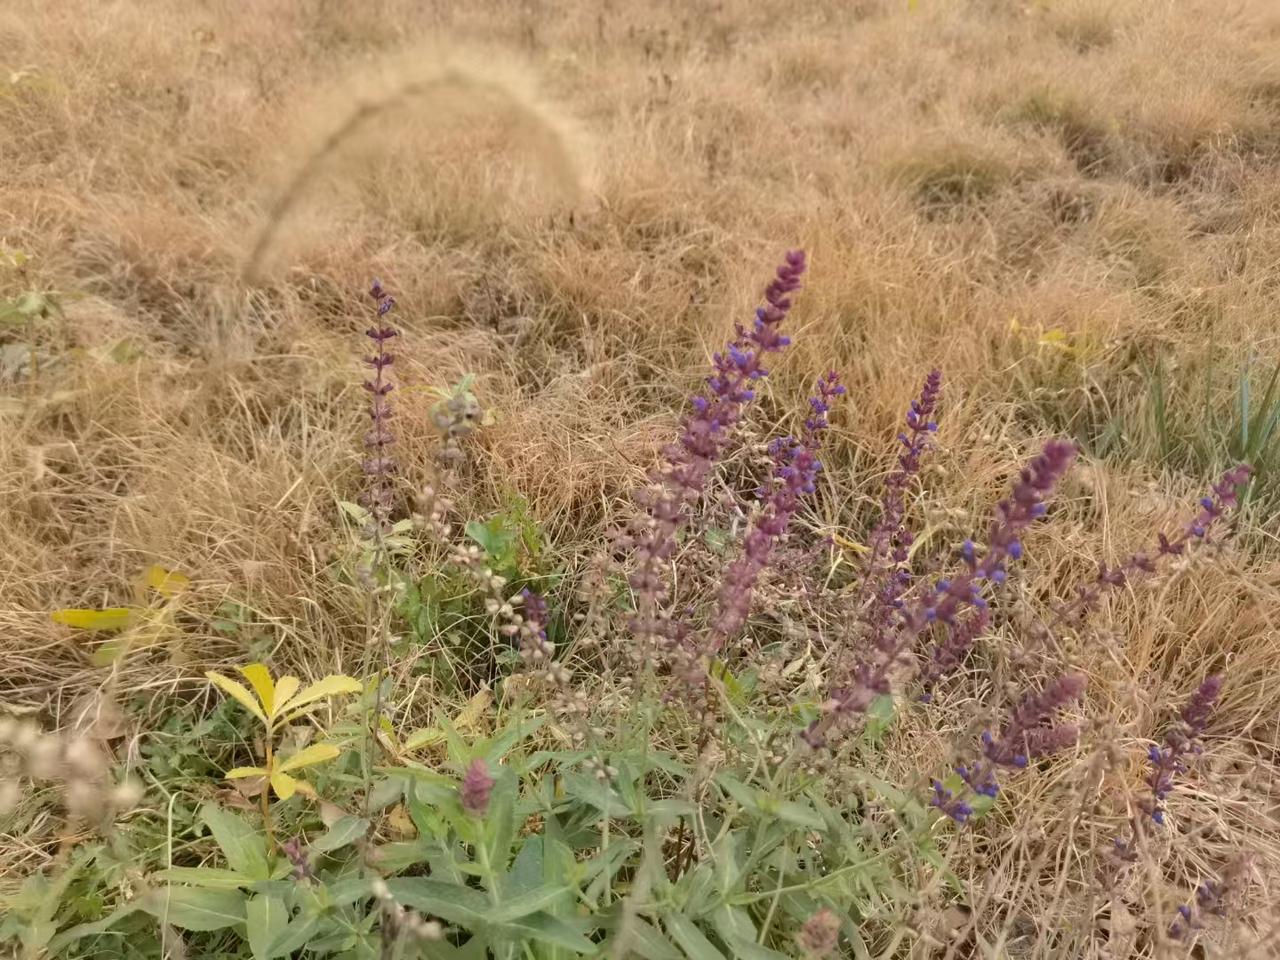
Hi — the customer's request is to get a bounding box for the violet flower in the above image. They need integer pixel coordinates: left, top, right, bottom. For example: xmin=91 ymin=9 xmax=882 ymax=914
xmin=1143 ymin=674 xmax=1221 ymax=826
xmin=280 ymin=836 xmax=314 ymax=882
xmin=706 ymin=372 xmax=844 ymax=654
xmin=516 ymin=588 xmax=556 ymax=665
xmin=362 ymin=279 xmax=398 ymax=530
xmin=625 ymin=251 xmax=806 ymax=664
xmin=931 ymin=672 xmax=1087 ymax=825
xmin=460 ymin=758 xmax=495 ymax=815
xmin=804 ymin=439 xmax=1077 ymax=748
xmin=1169 ymin=875 xmax=1233 ymax=941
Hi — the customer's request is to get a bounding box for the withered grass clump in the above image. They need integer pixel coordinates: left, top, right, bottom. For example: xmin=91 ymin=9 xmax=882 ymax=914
xmin=1 ymin=0 xmax=1279 ymax=956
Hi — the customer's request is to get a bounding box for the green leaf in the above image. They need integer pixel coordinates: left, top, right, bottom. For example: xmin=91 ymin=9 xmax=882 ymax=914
xmin=723 ymin=936 xmax=790 ymax=960
xmin=619 ymin=917 xmax=683 ymax=960
xmin=560 ymin=772 xmax=630 ymax=817
xmin=488 ymin=884 xmax=575 ymax=923
xmin=312 ymin=815 xmax=370 ymax=853
xmin=370 ymin=839 xmax=435 ymax=872
xmin=386 ymin=879 xmax=592 ymax=952
xmin=713 ymin=773 xmax=759 ymax=812
xmin=153 ymin=867 xmax=252 ymax=890
xmin=44 ymin=903 xmax=143 ymax=953
xmin=861 ymin=694 xmax=896 ymax=744
xmin=143 ymin=886 xmax=247 ymax=932
xmin=465 ymin=516 xmax=518 ymax=569
xmin=265 ymin=914 xmax=322 ymax=957
xmin=664 ymin=912 xmax=726 ymax=960
xmin=773 ymin=800 xmax=825 ymax=831
xmin=384 ymin=878 xmax=493 ymax=928
xmin=200 ymin=803 xmax=270 ymax=880
xmin=246 ymin=894 xmax=289 ymax=959
xmin=322 ymin=876 xmax=375 ymax=908
xmin=703 ymin=527 xmax=731 ymax=554
xmin=500 ymin=911 xmax=594 ymax=954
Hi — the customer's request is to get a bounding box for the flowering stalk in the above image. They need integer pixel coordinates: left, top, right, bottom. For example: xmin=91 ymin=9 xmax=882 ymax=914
xmin=1028 ymin=465 xmax=1252 ymax=650
xmin=362 ymin=279 xmax=399 ymax=532
xmin=920 ymin=464 xmax=1252 ymax=696
xmin=705 ymin=372 xmax=844 ymax=655
xmin=930 ymin=672 xmax=1086 ymax=824
xmin=861 ymin=371 xmax=942 ymax=633
xmin=803 ymin=439 xmax=1078 ymax=748
xmin=1142 ymin=674 xmax=1221 ymax=826
xmin=625 ymin=251 xmax=806 ymax=665
xmin=1168 ymin=855 xmax=1249 ymax=941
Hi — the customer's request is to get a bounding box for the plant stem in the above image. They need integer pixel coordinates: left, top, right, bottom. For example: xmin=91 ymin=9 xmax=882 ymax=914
xmin=261 ymin=734 xmax=275 ymax=851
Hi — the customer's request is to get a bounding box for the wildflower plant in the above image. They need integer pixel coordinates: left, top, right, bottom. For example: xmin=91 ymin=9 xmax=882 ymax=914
xmin=6 ymin=254 xmax=1259 ymax=959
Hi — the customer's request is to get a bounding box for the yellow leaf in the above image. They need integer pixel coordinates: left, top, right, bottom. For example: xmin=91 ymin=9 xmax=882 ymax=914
xmin=276 ymin=743 xmax=340 ymax=774
xmin=292 ymin=779 xmax=317 ymax=799
xmin=239 ymin=663 xmax=275 ymax=717
xmin=270 ymin=771 xmax=299 ymax=800
xmin=454 ymin=686 xmax=492 ymax=734
xmin=276 ymin=675 xmax=362 ymax=724
xmin=51 ymin=608 xmax=135 ymax=632
xmin=141 ymin=564 xmax=191 ymax=598
xmin=205 ymin=671 xmax=268 ymax=725
xmin=272 ymin=676 xmax=301 ymax=716
xmin=224 ymin=766 xmax=269 ymax=779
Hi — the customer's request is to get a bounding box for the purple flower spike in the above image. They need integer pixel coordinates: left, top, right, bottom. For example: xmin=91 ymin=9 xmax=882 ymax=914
xmin=808 ymin=438 xmax=1075 ymax=748
xmin=361 ymin=279 xmax=399 ymax=530
xmin=624 ymin=252 xmax=807 ymax=667
xmin=704 ymin=372 xmax=844 ymax=661
xmin=836 ymin=370 xmax=944 ymax=687
xmin=930 ymin=673 xmax=1086 ymax=826
xmin=1142 ymin=674 xmax=1221 ymax=826
xmin=460 ymin=758 xmax=495 ymax=815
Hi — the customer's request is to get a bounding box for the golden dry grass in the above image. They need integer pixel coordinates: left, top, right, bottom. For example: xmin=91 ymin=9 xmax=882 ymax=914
xmin=3 ymin=0 xmax=1280 ymax=956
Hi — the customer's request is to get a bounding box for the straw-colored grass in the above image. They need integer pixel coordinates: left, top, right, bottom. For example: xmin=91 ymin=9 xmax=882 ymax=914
xmin=2 ymin=0 xmax=1279 ymax=956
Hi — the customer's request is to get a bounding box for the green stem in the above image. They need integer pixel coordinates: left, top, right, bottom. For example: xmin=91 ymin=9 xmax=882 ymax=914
xmin=261 ymin=734 xmax=275 ymax=851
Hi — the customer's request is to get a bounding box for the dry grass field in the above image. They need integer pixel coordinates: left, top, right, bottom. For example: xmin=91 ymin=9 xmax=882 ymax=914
xmin=2 ymin=0 xmax=1280 ymax=957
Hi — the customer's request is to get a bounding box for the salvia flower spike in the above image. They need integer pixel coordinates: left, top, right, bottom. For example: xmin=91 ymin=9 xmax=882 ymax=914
xmin=625 ymin=251 xmax=806 ymax=667
xmin=362 ymin=278 xmax=399 ymax=532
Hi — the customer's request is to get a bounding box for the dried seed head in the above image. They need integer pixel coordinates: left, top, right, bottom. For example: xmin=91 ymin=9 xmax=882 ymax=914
xmin=65 ymin=778 xmax=105 ymax=821
xmin=0 ymin=779 xmax=20 ymax=816
xmin=112 ymin=778 xmax=145 ymax=812
xmin=65 ymin=737 xmax=108 ymax=780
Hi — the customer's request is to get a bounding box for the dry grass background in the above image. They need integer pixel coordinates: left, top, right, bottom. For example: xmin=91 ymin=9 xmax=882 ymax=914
xmin=3 ymin=0 xmax=1280 ymax=956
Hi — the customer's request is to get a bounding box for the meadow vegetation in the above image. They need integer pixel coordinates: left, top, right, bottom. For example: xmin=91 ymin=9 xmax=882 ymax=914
xmin=1 ymin=0 xmax=1279 ymax=957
